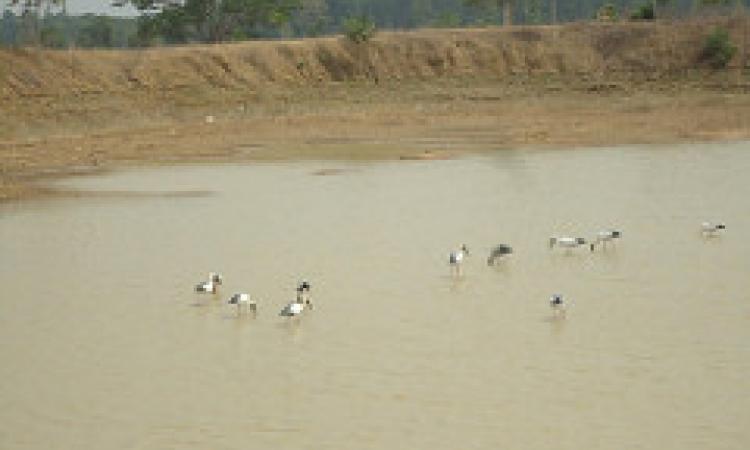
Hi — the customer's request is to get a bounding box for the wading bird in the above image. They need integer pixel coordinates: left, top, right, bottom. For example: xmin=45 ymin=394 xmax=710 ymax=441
xmin=549 ymin=237 xmax=586 ymax=250
xmin=701 ymin=222 xmax=726 ymax=235
xmin=296 ymin=280 xmax=312 ymax=306
xmin=449 ymin=244 xmax=469 ymax=274
xmin=550 ymin=294 xmax=566 ymax=316
xmin=487 ymin=244 xmax=513 ymax=265
xmin=228 ymin=293 xmax=256 ymax=313
xmin=590 ymin=230 xmax=622 ymax=251
xmin=279 ymin=300 xmax=305 ymax=317
xmin=281 ymin=282 xmax=313 ymax=317
xmin=195 ymin=272 xmax=223 ymax=294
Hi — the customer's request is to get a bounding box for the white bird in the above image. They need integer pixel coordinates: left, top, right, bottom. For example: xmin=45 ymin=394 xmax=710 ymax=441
xmin=590 ymin=230 xmax=622 ymax=251
xmin=449 ymin=244 xmax=469 ymax=272
xmin=549 ymin=237 xmax=587 ymax=250
xmin=279 ymin=300 xmax=305 ymax=317
xmin=228 ymin=293 xmax=257 ymax=313
xmin=280 ymin=280 xmax=313 ymax=317
xmin=701 ymin=222 xmax=726 ymax=235
xmin=195 ymin=272 xmax=223 ymax=293
xmin=487 ymin=244 xmax=513 ymax=265
xmin=550 ymin=294 xmax=566 ymax=316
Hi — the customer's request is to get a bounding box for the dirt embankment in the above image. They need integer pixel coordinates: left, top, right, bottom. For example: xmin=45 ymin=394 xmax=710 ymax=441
xmin=2 ymin=17 xmax=749 ymax=99
xmin=1 ymin=18 xmax=750 ymax=200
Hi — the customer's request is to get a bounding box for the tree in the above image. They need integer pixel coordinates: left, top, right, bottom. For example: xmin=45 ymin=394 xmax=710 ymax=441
xmin=550 ymin=0 xmax=556 ymax=24
xmin=596 ymin=3 xmax=618 ymax=21
xmin=119 ymin=0 xmax=302 ymax=43
xmin=501 ymin=0 xmax=512 ymax=25
xmin=40 ymin=22 xmax=65 ymax=47
xmin=653 ymin=0 xmax=674 ymax=19
xmin=631 ymin=3 xmax=655 ymax=19
xmin=693 ymin=0 xmax=733 ymax=14
xmin=292 ymin=0 xmax=330 ymax=37
xmin=411 ymin=0 xmax=433 ymax=27
xmin=9 ymin=0 xmax=63 ymax=11
xmin=700 ymin=26 xmax=737 ymax=68
xmin=343 ymin=14 xmax=375 ymax=43
xmin=1 ymin=10 xmax=19 ymax=46
xmin=77 ymin=15 xmax=115 ymax=48
xmin=9 ymin=0 xmax=63 ymax=45
xmin=464 ymin=0 xmax=515 ymax=26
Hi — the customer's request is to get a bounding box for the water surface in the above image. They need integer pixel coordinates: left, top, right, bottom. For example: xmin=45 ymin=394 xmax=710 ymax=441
xmin=1 ymin=143 xmax=749 ymax=449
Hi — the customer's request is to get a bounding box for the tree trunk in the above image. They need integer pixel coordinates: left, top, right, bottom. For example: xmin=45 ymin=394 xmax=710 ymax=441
xmin=550 ymin=0 xmax=557 ymax=24
xmin=502 ymin=0 xmax=512 ymax=26
xmin=22 ymin=9 xmax=39 ymax=46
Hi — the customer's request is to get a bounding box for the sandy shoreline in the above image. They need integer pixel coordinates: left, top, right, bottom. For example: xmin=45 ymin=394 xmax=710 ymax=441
xmin=2 ymin=76 xmax=750 ymax=202
xmin=4 ymin=19 xmax=750 ymax=202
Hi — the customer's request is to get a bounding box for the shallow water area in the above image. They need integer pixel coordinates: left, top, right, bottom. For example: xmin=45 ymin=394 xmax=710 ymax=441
xmin=1 ymin=142 xmax=749 ymax=450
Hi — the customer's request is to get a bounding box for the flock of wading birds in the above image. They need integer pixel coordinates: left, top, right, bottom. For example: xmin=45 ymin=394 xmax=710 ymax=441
xmin=194 ymin=221 xmax=728 ymax=319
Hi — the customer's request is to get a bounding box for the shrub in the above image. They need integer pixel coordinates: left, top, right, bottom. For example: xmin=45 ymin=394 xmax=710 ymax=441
xmin=343 ymin=16 xmax=375 ymax=44
xmin=433 ymin=12 xmax=461 ymax=28
xmin=40 ymin=25 xmax=66 ymax=48
xmin=700 ymin=27 xmax=737 ymax=69
xmin=630 ymin=3 xmax=654 ymax=20
xmin=596 ymin=3 xmax=619 ymax=22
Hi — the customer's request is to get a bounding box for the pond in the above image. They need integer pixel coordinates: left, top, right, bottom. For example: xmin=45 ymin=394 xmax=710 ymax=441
xmin=1 ymin=142 xmax=749 ymax=449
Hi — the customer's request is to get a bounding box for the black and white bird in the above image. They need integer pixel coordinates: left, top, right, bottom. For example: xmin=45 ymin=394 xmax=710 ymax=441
xmin=280 ymin=281 xmax=314 ymax=317
xmin=279 ymin=300 xmax=305 ymax=317
xmin=549 ymin=237 xmax=587 ymax=250
xmin=296 ymin=280 xmax=313 ymax=307
xmin=228 ymin=293 xmax=257 ymax=313
xmin=297 ymin=281 xmax=311 ymax=293
xmin=449 ymin=244 xmax=469 ymax=269
xmin=701 ymin=222 xmax=726 ymax=235
xmin=590 ymin=230 xmax=622 ymax=251
xmin=195 ymin=272 xmax=223 ymax=293
xmin=487 ymin=244 xmax=513 ymax=265
xmin=549 ymin=294 xmax=566 ymax=315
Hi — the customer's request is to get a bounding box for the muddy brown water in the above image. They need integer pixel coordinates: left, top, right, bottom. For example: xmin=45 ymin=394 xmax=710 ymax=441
xmin=1 ymin=143 xmax=749 ymax=449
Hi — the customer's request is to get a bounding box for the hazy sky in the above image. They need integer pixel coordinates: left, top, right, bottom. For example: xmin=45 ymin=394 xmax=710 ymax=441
xmin=2 ymin=0 xmax=139 ymax=16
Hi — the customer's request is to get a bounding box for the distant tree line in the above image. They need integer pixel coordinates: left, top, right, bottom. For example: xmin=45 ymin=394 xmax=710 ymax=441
xmin=1 ymin=0 xmax=748 ymax=48
xmin=1 ymin=10 xmax=138 ymax=47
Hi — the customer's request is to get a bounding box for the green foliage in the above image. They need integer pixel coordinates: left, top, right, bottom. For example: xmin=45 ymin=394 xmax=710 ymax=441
xmin=40 ymin=24 xmax=65 ymax=48
xmin=596 ymin=3 xmax=619 ymax=21
xmin=77 ymin=15 xmax=115 ymax=48
xmin=631 ymin=3 xmax=655 ymax=20
xmin=3 ymin=0 xmax=750 ymax=49
xmin=700 ymin=27 xmax=737 ymax=69
xmin=699 ymin=0 xmax=732 ymax=6
xmin=464 ymin=0 xmax=514 ymax=26
xmin=343 ymin=15 xmax=375 ymax=44
xmin=1 ymin=10 xmax=20 ymax=46
xmin=121 ymin=0 xmax=302 ymax=43
xmin=433 ymin=12 xmax=461 ymax=28
xmin=291 ymin=0 xmax=329 ymax=37
xmin=525 ymin=0 xmax=543 ymax=25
